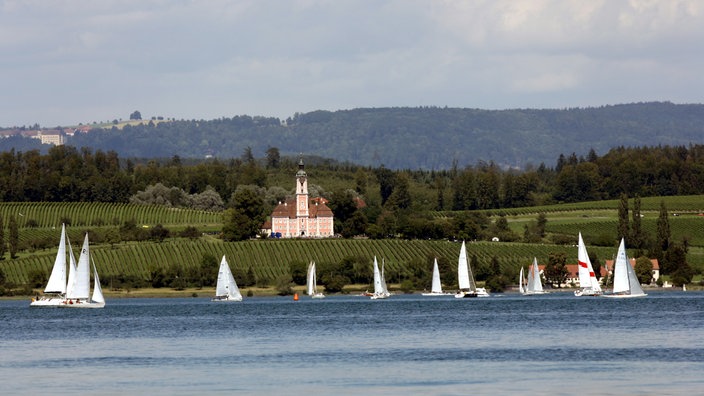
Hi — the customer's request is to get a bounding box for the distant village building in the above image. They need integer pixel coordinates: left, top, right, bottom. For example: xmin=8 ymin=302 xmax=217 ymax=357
xmin=268 ymin=158 xmax=334 ymax=238
xmin=37 ymin=130 xmax=65 ymax=146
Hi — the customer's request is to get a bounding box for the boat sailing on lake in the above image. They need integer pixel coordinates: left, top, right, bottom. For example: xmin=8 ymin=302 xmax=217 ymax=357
xmin=212 ymin=255 xmax=243 ymax=302
xmin=422 ymin=258 xmax=451 ymax=296
xmin=30 ymin=224 xmax=74 ymax=307
xmin=574 ymin=232 xmax=602 ymax=296
xmin=455 ymin=241 xmax=489 ymax=298
xmin=520 ymin=257 xmax=548 ymax=295
xmin=602 ymin=238 xmax=647 ymax=298
xmin=31 ymin=225 xmax=104 ymax=308
xmin=59 ymin=233 xmax=105 ymax=308
xmin=371 ymin=256 xmax=390 ymax=299
xmin=307 ymin=261 xmax=325 ymax=299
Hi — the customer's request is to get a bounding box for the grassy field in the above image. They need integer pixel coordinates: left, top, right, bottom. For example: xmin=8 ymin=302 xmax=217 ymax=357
xmin=1 ymin=195 xmax=702 ymax=291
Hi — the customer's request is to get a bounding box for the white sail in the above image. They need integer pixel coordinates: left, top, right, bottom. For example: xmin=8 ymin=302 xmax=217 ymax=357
xmin=371 ymin=256 xmax=389 ymax=299
xmin=66 ymin=233 xmax=91 ymax=300
xmin=307 ymin=261 xmax=315 ymax=296
xmin=307 ymin=261 xmax=324 ymax=298
xmin=91 ymin=261 xmax=105 ymax=304
xmin=575 ymin=232 xmax=602 ymax=296
xmin=519 ymin=267 xmax=525 ymax=294
xmin=213 ymin=255 xmax=242 ymax=302
xmin=44 ymin=224 xmax=67 ymax=294
xmin=380 ymin=259 xmax=389 ymax=295
xmin=457 ymin=241 xmax=475 ymax=291
xmin=604 ymin=238 xmax=646 ymax=298
xmin=528 ymin=257 xmax=544 ymax=293
xmin=430 ymin=258 xmax=442 ymax=293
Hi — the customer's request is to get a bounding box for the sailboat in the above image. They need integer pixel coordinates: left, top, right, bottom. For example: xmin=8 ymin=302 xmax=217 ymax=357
xmin=522 ymin=257 xmax=548 ymax=295
xmin=422 ymin=258 xmax=450 ymax=296
xmin=370 ymin=256 xmax=390 ymax=299
xmin=602 ymin=238 xmax=647 ymax=298
xmin=60 ymin=233 xmax=105 ymax=308
xmin=307 ymin=261 xmax=325 ymax=298
xmin=574 ymin=232 xmax=602 ymax=296
xmin=212 ymin=255 xmax=243 ymax=302
xmin=30 ymin=224 xmax=70 ymax=307
xmin=455 ymin=241 xmax=489 ymax=298
xmin=518 ymin=266 xmax=525 ymax=294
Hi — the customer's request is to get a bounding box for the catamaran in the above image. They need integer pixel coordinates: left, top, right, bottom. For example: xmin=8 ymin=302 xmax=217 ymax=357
xmin=602 ymin=238 xmax=647 ymax=298
xmin=371 ymin=256 xmax=390 ymax=299
xmin=574 ymin=232 xmax=602 ymax=296
xmin=307 ymin=261 xmax=325 ymax=298
xmin=521 ymin=257 xmax=548 ymax=295
xmin=59 ymin=233 xmax=105 ymax=308
xmin=422 ymin=258 xmax=450 ymax=296
xmin=212 ymin=255 xmax=243 ymax=302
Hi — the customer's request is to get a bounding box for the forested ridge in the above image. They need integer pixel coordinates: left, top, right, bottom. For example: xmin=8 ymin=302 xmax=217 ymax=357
xmin=3 ymin=102 xmax=704 ymax=169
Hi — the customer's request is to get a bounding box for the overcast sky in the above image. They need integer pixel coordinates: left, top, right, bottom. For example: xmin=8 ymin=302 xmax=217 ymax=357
xmin=2 ymin=0 xmax=702 ymax=127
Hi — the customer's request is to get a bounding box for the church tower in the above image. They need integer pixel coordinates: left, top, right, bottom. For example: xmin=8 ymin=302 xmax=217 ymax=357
xmin=295 ymin=158 xmax=309 ymax=235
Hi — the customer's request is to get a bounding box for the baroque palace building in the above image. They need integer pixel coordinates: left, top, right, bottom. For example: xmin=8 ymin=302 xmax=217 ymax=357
xmin=269 ymin=158 xmax=334 ymax=238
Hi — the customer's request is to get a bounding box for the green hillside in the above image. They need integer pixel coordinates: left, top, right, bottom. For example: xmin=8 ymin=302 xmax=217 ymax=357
xmin=0 ymin=197 xmax=701 ymax=290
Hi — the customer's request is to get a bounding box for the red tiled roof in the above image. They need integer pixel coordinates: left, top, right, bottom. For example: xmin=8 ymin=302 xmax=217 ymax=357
xmin=271 ymin=199 xmax=333 ymax=219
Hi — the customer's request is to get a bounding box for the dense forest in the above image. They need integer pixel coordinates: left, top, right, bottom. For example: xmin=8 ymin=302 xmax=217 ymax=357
xmin=3 ymin=102 xmax=704 ymax=169
xmin=1 ymin=143 xmax=704 ymax=223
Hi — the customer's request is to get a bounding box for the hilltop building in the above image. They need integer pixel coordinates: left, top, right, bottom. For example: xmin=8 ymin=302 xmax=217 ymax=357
xmin=268 ymin=158 xmax=334 ymax=238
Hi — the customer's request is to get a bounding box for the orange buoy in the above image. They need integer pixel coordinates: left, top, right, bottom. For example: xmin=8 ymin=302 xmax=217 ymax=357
xmin=293 ymin=293 xmax=299 ymax=301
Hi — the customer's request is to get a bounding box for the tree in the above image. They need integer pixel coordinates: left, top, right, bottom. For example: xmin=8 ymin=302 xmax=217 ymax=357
xmin=129 ymin=110 xmax=142 ymax=120
xmin=544 ymin=252 xmax=568 ymax=288
xmin=149 ymin=224 xmax=170 ymax=242
xmin=617 ymin=193 xmax=629 ymax=243
xmin=375 ymin=166 xmax=395 ymax=206
xmin=385 ymin=173 xmax=411 ymax=210
xmin=265 ymin=146 xmax=280 ymax=169
xmin=656 ymin=200 xmax=671 ymax=262
xmin=222 ymin=188 xmax=266 ymax=241
xmin=630 ymin=195 xmax=645 ymax=250
xmin=8 ymin=215 xmax=18 ymax=259
xmin=0 ymin=214 xmax=5 ymax=259
xmin=634 ymin=256 xmax=653 ymax=285
xmin=290 ymin=260 xmax=308 ymax=286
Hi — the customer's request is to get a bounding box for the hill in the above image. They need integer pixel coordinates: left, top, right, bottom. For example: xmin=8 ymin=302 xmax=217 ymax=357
xmin=4 ymin=102 xmax=704 ymax=169
xmin=1 ymin=197 xmax=701 ymax=292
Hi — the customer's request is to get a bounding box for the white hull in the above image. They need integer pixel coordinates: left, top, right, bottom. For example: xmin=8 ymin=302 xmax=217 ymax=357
xmin=476 ymin=287 xmax=490 ymax=297
xmin=29 ymin=296 xmax=65 ymax=307
xmin=370 ymin=293 xmax=389 ymax=300
xmin=421 ymin=292 xmax=452 ymax=296
xmin=211 ymin=295 xmax=243 ymax=302
xmin=574 ymin=289 xmax=602 ymax=297
xmin=522 ymin=290 xmax=550 ymax=296
xmin=311 ymin=292 xmax=325 ymax=299
xmin=58 ymin=299 xmax=105 ymax=308
xmin=601 ymin=292 xmax=647 ymax=299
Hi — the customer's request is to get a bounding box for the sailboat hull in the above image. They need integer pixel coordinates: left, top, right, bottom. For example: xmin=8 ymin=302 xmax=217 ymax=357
xmin=601 ymin=292 xmax=647 ymax=299
xmin=211 ymin=295 xmax=243 ymax=302
xmin=311 ymin=293 xmax=325 ymax=299
xmin=574 ymin=289 xmax=602 ymax=297
xmin=58 ymin=299 xmax=105 ymax=308
xmin=454 ymin=291 xmax=478 ymax=298
xmin=421 ymin=292 xmax=452 ymax=296
xmin=29 ymin=296 xmax=65 ymax=307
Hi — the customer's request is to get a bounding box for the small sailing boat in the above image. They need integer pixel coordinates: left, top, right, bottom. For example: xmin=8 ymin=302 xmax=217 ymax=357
xmin=212 ymin=255 xmax=243 ymax=302
xmin=522 ymin=257 xmax=548 ymax=295
xmin=455 ymin=241 xmax=489 ymax=298
xmin=574 ymin=232 xmax=602 ymax=296
xmin=602 ymin=238 xmax=647 ymax=298
xmin=60 ymin=233 xmax=105 ymax=308
xmin=307 ymin=261 xmax=325 ymax=298
xmin=422 ymin=258 xmax=451 ymax=296
xmin=370 ymin=256 xmax=390 ymax=299
xmin=518 ymin=266 xmax=525 ymax=294
xmin=30 ymin=224 xmax=70 ymax=307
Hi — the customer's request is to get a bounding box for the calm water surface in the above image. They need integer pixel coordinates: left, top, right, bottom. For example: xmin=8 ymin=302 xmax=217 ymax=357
xmin=1 ymin=291 xmax=703 ymax=395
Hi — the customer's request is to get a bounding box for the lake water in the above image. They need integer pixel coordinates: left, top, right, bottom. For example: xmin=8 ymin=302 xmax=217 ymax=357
xmin=1 ymin=291 xmax=703 ymax=395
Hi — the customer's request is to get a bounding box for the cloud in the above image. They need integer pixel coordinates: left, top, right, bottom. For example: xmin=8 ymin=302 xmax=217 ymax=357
xmin=1 ymin=0 xmax=703 ymax=127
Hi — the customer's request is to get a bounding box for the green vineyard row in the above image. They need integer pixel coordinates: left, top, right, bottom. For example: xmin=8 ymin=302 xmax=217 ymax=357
xmin=1 ymin=238 xmax=625 ymax=286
